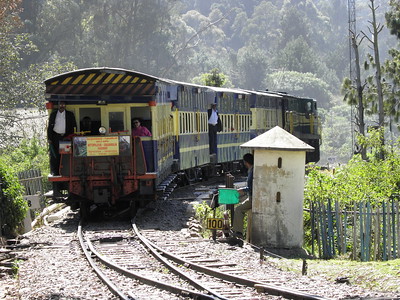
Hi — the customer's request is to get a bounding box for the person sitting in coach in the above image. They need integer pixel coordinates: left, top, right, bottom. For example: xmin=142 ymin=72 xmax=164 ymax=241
xmin=131 ymin=118 xmax=152 ymax=137
xmin=47 ymin=101 xmax=77 ymax=175
xmin=80 ymin=116 xmax=100 ymax=135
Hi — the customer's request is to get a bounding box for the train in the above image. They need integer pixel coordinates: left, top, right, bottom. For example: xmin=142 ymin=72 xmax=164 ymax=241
xmin=45 ymin=67 xmax=320 ymax=218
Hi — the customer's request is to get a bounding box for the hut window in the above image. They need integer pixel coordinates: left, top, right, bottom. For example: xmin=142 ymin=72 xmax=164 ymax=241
xmin=276 ymin=192 xmax=281 ymax=203
xmin=278 ymin=157 xmax=282 ymax=168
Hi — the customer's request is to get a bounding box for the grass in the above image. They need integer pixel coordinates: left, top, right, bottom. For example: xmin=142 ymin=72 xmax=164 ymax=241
xmin=193 ymin=203 xmax=400 ymax=293
xmin=268 ymin=255 xmax=400 ymax=293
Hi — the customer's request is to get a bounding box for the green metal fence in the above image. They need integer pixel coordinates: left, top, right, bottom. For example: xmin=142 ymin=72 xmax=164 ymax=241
xmin=309 ymin=199 xmax=400 ymax=261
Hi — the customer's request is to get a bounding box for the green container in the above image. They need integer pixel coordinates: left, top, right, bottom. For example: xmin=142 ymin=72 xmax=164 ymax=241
xmin=218 ymin=188 xmax=240 ymax=204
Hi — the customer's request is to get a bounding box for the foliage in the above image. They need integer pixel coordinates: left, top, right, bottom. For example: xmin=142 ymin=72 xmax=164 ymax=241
xmin=304 ymin=130 xmax=400 ymax=259
xmin=0 ymin=60 xmax=76 ymax=147
xmin=0 ymin=0 xmax=76 ymax=148
xmin=305 ymin=128 xmax=400 ymax=208
xmin=236 ymin=45 xmax=269 ymax=90
xmin=383 ymin=49 xmax=400 ymax=123
xmin=0 ymin=156 xmax=27 ymax=237
xmin=193 ymin=201 xmax=225 ymax=237
xmin=192 ymin=68 xmax=230 ymax=87
xmin=1 ymin=137 xmax=49 ymax=174
xmin=20 ymin=0 xmax=358 ymax=99
xmin=26 ymin=0 xmax=178 ymax=74
xmin=341 ymin=0 xmax=399 ymax=152
xmin=385 ymin=0 xmax=400 ymax=39
xmin=194 ymin=201 xmax=224 ymax=223
xmin=265 ymin=71 xmax=333 ymax=108
xmin=318 ymin=104 xmax=353 ymax=165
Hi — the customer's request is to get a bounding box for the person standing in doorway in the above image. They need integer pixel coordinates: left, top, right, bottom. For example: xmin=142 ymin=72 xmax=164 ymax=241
xmin=131 ymin=118 xmax=152 ymax=137
xmin=207 ymin=103 xmax=222 ymax=154
xmin=47 ymin=101 xmax=76 ymax=175
xmin=232 ymin=153 xmax=254 ymax=239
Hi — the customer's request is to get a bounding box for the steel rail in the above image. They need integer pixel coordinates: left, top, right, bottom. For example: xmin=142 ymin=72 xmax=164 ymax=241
xmin=84 ymin=232 xmax=216 ymax=300
xmin=132 ymin=222 xmax=227 ymax=300
xmin=138 ymin=230 xmax=328 ymax=300
xmin=77 ymin=222 xmax=131 ymax=300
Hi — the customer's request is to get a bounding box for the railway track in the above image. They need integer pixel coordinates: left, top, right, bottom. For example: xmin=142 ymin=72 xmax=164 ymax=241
xmin=77 ymin=219 xmax=327 ymax=300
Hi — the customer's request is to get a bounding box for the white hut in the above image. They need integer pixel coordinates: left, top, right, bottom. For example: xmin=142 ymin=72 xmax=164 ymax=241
xmin=241 ymin=126 xmax=314 ymax=248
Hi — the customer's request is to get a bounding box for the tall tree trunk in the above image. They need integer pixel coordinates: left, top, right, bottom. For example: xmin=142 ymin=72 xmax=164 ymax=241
xmin=362 ymin=0 xmax=385 ymax=158
xmin=352 ymin=34 xmax=367 ymax=160
xmin=370 ymin=0 xmax=385 ymax=159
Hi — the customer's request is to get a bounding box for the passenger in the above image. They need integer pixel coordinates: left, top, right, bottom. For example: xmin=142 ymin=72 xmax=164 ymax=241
xmin=131 ymin=118 xmax=152 ymax=137
xmin=47 ymin=101 xmax=77 ymax=175
xmin=207 ymin=103 xmax=222 ymax=154
xmin=231 ymin=153 xmax=254 ymax=239
xmin=81 ymin=116 xmax=97 ymax=135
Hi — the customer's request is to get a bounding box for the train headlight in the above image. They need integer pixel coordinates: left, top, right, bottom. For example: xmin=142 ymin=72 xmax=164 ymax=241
xmin=99 ymin=126 xmax=107 ymax=135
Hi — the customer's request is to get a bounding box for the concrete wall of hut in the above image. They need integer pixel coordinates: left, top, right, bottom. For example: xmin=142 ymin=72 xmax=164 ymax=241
xmin=251 ymin=149 xmax=306 ymax=248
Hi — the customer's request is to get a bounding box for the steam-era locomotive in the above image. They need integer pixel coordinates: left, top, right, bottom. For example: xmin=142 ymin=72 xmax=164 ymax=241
xmin=45 ymin=67 xmax=320 ymax=218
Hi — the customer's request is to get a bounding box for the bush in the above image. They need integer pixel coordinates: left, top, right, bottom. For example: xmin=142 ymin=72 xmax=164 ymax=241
xmin=304 ymin=130 xmax=400 ymax=258
xmin=2 ymin=137 xmax=49 ymax=174
xmin=1 ymin=137 xmax=51 ymax=191
xmin=0 ymin=157 xmax=28 ymax=237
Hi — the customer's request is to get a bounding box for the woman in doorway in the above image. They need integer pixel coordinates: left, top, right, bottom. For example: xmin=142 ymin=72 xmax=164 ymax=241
xmin=131 ymin=118 xmax=152 ymax=137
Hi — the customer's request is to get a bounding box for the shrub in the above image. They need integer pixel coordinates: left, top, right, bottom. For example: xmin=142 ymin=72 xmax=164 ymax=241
xmin=0 ymin=157 xmax=28 ymax=237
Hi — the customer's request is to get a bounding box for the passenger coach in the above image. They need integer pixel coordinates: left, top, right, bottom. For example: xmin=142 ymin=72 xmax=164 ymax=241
xmin=44 ymin=67 xmax=320 ymax=217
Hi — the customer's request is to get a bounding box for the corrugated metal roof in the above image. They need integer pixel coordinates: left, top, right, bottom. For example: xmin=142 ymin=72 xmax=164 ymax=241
xmin=44 ymin=68 xmax=163 ymax=99
xmin=240 ymin=126 xmax=314 ymax=151
xmin=206 ymin=86 xmax=251 ymax=94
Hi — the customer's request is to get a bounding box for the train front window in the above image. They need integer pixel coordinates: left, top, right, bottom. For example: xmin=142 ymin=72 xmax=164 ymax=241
xmin=109 ymin=112 xmax=125 ymax=132
xmin=306 ymin=101 xmax=312 ymax=113
xmin=79 ymin=108 xmax=101 ymax=134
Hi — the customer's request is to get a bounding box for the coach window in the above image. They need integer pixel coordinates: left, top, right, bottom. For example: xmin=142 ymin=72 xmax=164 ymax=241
xmin=109 ymin=111 xmax=124 ymax=132
xmin=130 ymin=107 xmax=152 ymax=134
xmin=79 ymin=107 xmax=101 ymax=134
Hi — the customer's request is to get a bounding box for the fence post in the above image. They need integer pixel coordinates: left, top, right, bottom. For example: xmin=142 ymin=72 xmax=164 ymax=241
xmin=396 ymin=201 xmax=400 ymax=259
xmin=373 ymin=206 xmax=380 ymax=260
xmin=311 ymin=201 xmax=315 ymax=256
xmin=383 ymin=201 xmax=387 ymax=261
xmin=343 ymin=209 xmax=348 ymax=255
xmin=360 ymin=202 xmax=365 ymax=261
xmin=392 ymin=199 xmax=396 ymax=258
xmin=327 ymin=199 xmax=334 ymax=257
xmin=388 ymin=201 xmax=392 ymax=260
xmin=365 ymin=201 xmax=372 ymax=261
xmin=335 ymin=200 xmax=342 ymax=254
xmin=0 ymin=178 xmax=3 ymax=238
xmin=352 ymin=202 xmax=357 ymax=260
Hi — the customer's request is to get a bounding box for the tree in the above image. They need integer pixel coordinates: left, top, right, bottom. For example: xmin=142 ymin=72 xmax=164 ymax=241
xmin=342 ymin=0 xmax=391 ymax=160
xmin=0 ymin=0 xmax=37 ymax=146
xmin=383 ymin=1 xmax=400 ymax=126
xmin=0 ymin=0 xmax=75 ymax=147
xmin=265 ymin=71 xmax=333 ymax=108
xmin=361 ymin=0 xmax=384 ymax=134
xmin=239 ymin=1 xmax=280 ymax=52
xmin=236 ymin=45 xmax=268 ymax=90
xmin=341 ymin=33 xmax=367 ymax=160
xmin=385 ymin=0 xmax=400 ymax=39
xmin=23 ymin=0 xmax=178 ymax=76
xmin=192 ymin=68 xmax=230 ymax=87
xmin=318 ymin=104 xmax=353 ymax=164
xmin=273 ymin=37 xmax=319 ymax=74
